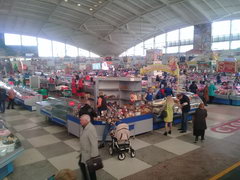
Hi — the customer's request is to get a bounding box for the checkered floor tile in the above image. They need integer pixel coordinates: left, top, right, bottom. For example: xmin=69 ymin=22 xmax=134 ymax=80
xmin=1 ymin=104 xmax=239 ymax=180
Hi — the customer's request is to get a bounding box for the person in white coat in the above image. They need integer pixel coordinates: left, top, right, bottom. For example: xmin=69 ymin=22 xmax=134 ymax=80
xmin=79 ymin=114 xmax=99 ymax=180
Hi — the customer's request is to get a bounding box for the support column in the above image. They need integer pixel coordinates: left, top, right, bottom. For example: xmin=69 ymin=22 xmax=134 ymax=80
xmin=193 ymin=23 xmax=212 ymax=52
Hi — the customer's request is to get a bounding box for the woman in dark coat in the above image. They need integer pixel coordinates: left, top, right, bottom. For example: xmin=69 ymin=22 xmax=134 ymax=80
xmin=193 ymin=103 xmax=207 ymax=143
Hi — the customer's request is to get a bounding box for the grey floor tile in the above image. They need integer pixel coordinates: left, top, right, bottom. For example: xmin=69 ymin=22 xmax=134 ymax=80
xmin=37 ymin=121 xmax=53 ymax=127
xmin=37 ymin=142 xmax=75 ymax=159
xmin=98 ymin=145 xmax=112 ymax=160
xmin=8 ymin=160 xmax=58 ymax=180
xmin=2 ymin=111 xmax=20 ymax=116
xmin=21 ymin=140 xmax=33 ymax=149
xmin=74 ymin=168 xmax=117 ymax=180
xmin=20 ymin=127 xmax=49 ymax=139
xmin=52 ymin=131 xmax=75 ymax=141
xmin=135 ymin=145 xmax=176 ymax=166
xmin=97 ymin=169 xmax=118 ymax=180
xmin=8 ymin=119 xmax=33 ymax=126
xmin=136 ymin=131 xmax=171 ymax=144
xmin=177 ymin=133 xmax=219 ymax=147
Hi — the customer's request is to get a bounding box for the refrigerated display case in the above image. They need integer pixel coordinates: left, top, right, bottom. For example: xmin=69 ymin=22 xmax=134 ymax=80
xmin=39 ymin=97 xmax=81 ymax=126
xmin=13 ymin=86 xmax=43 ymax=111
xmin=0 ymin=81 xmax=42 ymax=111
xmin=0 ymin=120 xmax=24 ymax=179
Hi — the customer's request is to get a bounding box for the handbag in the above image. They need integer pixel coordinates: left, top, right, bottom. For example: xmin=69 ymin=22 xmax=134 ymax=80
xmin=161 ymin=110 xmax=168 ymax=118
xmin=86 ymin=155 xmax=103 ymax=172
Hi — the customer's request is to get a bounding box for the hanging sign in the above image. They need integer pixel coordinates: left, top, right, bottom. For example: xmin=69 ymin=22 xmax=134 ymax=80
xmin=217 ymin=61 xmax=236 ymax=73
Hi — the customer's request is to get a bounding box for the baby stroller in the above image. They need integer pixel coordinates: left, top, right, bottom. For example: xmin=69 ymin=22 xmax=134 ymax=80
xmin=108 ymin=123 xmax=135 ymax=161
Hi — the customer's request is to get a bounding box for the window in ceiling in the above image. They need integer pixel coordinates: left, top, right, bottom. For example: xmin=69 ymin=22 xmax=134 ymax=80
xmin=66 ymin=44 xmax=78 ymax=57
xmin=212 ymin=41 xmax=230 ymax=50
xmin=180 ymin=26 xmax=194 ymax=41
xmin=167 ymin=30 xmax=179 ymax=42
xmin=155 ymin=34 xmax=166 ymax=49
xmin=179 ymin=45 xmax=193 ymax=53
xmin=144 ymin=38 xmax=154 ymax=50
xmin=52 ymin=41 xmax=65 ymax=57
xmin=166 ymin=46 xmax=179 ymax=54
xmin=119 ymin=51 xmax=127 ymax=57
xmin=4 ymin=33 xmax=21 ymax=46
xmin=135 ymin=42 xmax=144 ymax=56
xmin=231 ymin=19 xmax=240 ymax=35
xmin=126 ymin=47 xmax=134 ymax=56
xmin=90 ymin=52 xmax=100 ymax=58
xmin=231 ymin=40 xmax=240 ymax=49
xmin=21 ymin=35 xmax=37 ymax=46
xmin=79 ymin=48 xmax=89 ymax=57
xmin=38 ymin=38 xmax=53 ymax=57
xmin=212 ymin=20 xmax=230 ymax=37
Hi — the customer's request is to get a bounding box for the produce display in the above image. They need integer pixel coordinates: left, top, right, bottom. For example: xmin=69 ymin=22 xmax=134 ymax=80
xmin=0 ymin=120 xmax=21 ymax=157
xmin=95 ymin=101 xmax=152 ymax=123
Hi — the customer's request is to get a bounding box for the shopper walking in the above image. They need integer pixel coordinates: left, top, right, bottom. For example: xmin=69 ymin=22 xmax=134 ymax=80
xmin=177 ymin=93 xmax=190 ymax=133
xmin=0 ymin=87 xmax=7 ymax=113
xmin=193 ymin=103 xmax=207 ymax=143
xmin=98 ymin=119 xmax=116 ymax=149
xmin=203 ymin=84 xmax=209 ymax=106
xmin=7 ymin=88 xmax=16 ymax=109
xmin=79 ymin=114 xmax=99 ymax=180
xmin=208 ymin=82 xmax=217 ymax=104
xmin=97 ymin=92 xmax=108 ymax=116
xmin=163 ymin=96 xmax=174 ymax=136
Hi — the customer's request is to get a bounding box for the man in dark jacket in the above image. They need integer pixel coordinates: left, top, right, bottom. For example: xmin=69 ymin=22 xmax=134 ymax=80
xmin=189 ymin=81 xmax=198 ymax=94
xmin=0 ymin=87 xmax=7 ymax=113
xmin=79 ymin=100 xmax=97 ymax=122
xmin=177 ymin=93 xmax=190 ymax=133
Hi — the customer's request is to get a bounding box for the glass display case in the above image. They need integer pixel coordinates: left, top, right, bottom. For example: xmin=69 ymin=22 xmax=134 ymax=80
xmin=40 ymin=97 xmax=81 ymax=126
xmin=151 ymin=92 xmax=203 ymax=116
xmin=0 ymin=120 xmax=23 ymax=178
xmin=0 ymin=81 xmax=42 ymax=110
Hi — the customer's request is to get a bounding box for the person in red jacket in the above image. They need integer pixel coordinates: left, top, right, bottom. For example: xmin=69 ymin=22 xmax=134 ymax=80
xmin=71 ymin=78 xmax=77 ymax=95
xmin=77 ymin=78 xmax=85 ymax=97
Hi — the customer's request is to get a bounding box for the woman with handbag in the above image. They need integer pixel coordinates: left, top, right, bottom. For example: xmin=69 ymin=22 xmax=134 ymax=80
xmin=163 ymin=96 xmax=174 ymax=136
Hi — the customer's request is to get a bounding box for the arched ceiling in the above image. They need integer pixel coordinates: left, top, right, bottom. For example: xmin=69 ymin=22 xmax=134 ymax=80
xmin=1 ymin=0 xmax=240 ymax=56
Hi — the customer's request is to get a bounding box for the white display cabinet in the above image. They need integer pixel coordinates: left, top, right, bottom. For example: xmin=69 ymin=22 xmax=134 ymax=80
xmin=87 ymin=77 xmax=142 ymax=106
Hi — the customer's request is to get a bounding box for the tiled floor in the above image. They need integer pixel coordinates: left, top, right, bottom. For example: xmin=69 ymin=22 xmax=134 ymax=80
xmin=1 ymin=104 xmax=240 ymax=180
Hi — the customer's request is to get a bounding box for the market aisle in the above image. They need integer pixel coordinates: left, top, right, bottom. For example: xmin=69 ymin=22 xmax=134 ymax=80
xmin=3 ymin=104 xmax=240 ymax=180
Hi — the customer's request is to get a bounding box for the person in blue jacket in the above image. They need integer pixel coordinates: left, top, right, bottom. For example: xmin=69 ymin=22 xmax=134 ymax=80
xmin=145 ymin=87 xmax=154 ymax=101
xmin=165 ymin=85 xmax=174 ymax=97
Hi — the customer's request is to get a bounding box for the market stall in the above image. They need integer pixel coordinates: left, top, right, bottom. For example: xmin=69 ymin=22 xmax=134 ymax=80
xmin=0 ymin=81 xmax=42 ymax=111
xmin=39 ymin=97 xmax=80 ymax=126
xmin=151 ymin=92 xmax=203 ymax=129
xmin=0 ymin=120 xmax=24 ymax=179
xmin=67 ymin=114 xmax=153 ymax=141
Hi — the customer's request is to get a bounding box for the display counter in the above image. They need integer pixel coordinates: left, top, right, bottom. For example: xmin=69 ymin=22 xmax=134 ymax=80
xmin=39 ymin=97 xmax=80 ymax=126
xmin=230 ymin=95 xmax=240 ymax=106
xmin=0 ymin=120 xmax=24 ymax=179
xmin=0 ymin=81 xmax=42 ymax=111
xmin=67 ymin=114 xmax=153 ymax=141
xmin=213 ymin=94 xmax=231 ymax=105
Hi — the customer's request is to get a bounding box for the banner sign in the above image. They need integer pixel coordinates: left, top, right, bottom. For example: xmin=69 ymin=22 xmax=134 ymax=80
xmin=217 ymin=61 xmax=236 ymax=73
